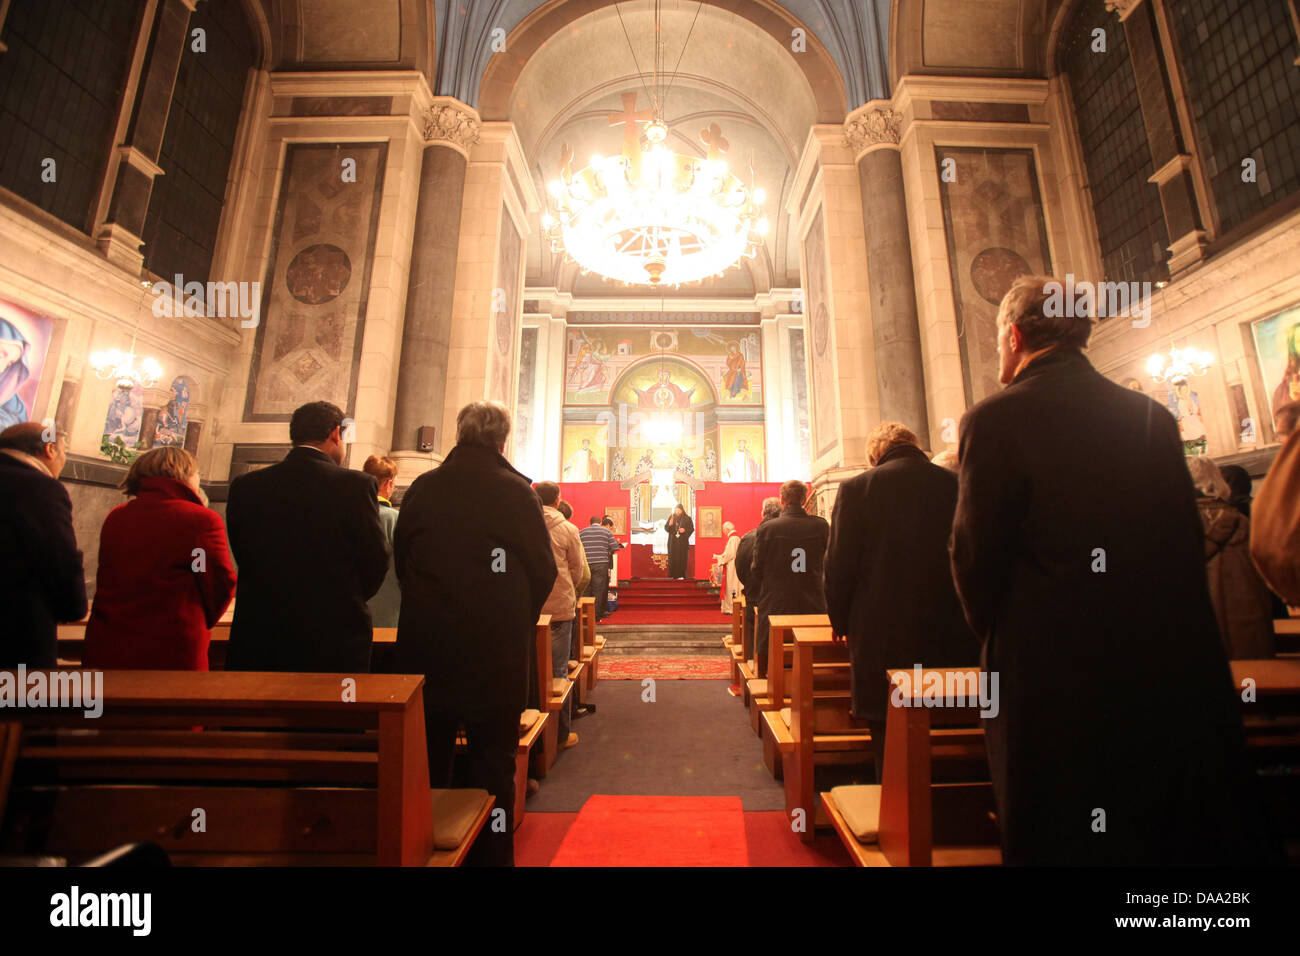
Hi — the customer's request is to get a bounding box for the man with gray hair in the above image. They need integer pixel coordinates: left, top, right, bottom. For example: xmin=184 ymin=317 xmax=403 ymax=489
xmin=395 ymin=401 xmax=557 ymax=866
xmin=950 ymin=274 xmax=1274 ymax=865
xmin=0 ymin=421 xmax=86 ymax=666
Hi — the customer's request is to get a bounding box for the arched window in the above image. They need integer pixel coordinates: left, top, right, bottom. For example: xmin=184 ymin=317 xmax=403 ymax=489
xmin=1164 ymin=0 xmax=1300 ymax=236
xmin=1058 ymin=0 xmax=1170 ymax=289
xmin=0 ymin=0 xmax=143 ymax=231
xmin=141 ymin=0 xmax=257 ymax=284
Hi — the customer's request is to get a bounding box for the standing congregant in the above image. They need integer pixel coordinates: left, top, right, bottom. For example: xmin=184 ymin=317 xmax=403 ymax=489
xmin=0 ymin=422 xmax=86 ymax=667
xmin=394 ymin=402 xmax=557 ymax=866
xmin=747 ymin=480 xmax=828 ymax=677
xmin=950 ymin=275 xmax=1275 ymax=865
xmin=225 ymin=401 xmax=390 ymax=673
xmin=824 ymin=422 xmax=977 ymax=781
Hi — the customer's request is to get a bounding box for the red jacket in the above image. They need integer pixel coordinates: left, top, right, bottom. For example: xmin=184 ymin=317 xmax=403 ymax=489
xmin=84 ymin=476 xmax=236 ymax=670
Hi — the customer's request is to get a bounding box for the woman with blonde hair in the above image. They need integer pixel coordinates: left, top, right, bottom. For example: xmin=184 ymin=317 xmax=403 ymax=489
xmin=84 ymin=446 xmax=236 ymax=670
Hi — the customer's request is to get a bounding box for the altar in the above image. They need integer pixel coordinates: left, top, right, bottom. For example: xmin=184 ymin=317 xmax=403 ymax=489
xmin=628 ymin=543 xmax=695 ymax=579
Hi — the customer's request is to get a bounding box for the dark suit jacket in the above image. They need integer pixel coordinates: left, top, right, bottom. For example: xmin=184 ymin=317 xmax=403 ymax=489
xmin=748 ymin=505 xmax=829 ymax=657
xmin=950 ymin=348 xmax=1276 ymax=865
xmin=825 ymin=443 xmax=978 ymax=720
xmin=0 ymin=452 xmax=87 ymax=666
xmin=394 ymin=443 xmax=557 ymax=718
xmin=226 ymin=445 xmax=389 ymax=673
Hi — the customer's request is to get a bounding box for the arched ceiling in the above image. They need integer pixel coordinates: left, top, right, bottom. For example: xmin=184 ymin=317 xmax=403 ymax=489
xmin=514 ymin=2 xmax=816 ymax=295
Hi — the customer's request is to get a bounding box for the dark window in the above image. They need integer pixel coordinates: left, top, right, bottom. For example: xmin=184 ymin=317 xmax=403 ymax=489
xmin=141 ymin=0 xmax=256 ymax=284
xmin=0 ymin=0 xmax=142 ymax=231
xmin=1059 ymin=1 xmax=1170 ymax=291
xmin=1166 ymin=0 xmax=1300 ymax=235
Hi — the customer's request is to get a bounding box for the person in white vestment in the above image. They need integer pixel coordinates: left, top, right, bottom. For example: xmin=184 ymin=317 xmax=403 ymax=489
xmin=714 ymin=521 xmax=741 ymax=612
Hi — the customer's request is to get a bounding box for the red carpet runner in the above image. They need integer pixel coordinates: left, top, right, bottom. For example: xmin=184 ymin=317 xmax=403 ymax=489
xmin=601 ymin=656 xmax=733 ymax=680
xmin=548 ymin=795 xmax=749 ymax=866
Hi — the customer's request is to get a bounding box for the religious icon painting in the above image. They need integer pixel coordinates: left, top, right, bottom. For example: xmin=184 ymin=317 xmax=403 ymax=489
xmin=717 ymin=423 xmax=764 ymax=482
xmin=698 ymin=506 xmax=723 ymax=539
xmin=561 ymin=422 xmax=609 ymax=482
xmin=1251 ymin=306 xmax=1300 ymax=430
xmin=0 ymin=298 xmax=53 ymax=432
xmin=153 ymin=377 xmax=192 ymax=447
xmin=604 ymin=506 xmax=627 ymax=536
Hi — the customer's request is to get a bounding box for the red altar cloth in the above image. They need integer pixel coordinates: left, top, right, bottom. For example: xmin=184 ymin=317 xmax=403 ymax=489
xmin=628 ymin=543 xmax=694 ymax=579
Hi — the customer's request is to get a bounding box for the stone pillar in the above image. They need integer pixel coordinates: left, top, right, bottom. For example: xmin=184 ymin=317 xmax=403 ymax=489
xmin=1114 ymin=0 xmax=1208 ymax=274
xmin=95 ymin=0 xmax=197 ymax=272
xmin=846 ymin=104 xmax=929 ymax=447
xmin=389 ymin=100 xmax=480 ymax=475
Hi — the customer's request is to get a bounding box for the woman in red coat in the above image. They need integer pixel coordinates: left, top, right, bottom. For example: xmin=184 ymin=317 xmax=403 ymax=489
xmin=84 ymin=446 xmax=236 ymax=670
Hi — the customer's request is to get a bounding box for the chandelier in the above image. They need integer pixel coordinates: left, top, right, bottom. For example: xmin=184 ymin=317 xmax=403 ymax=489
xmin=542 ymin=3 xmax=767 ymax=287
xmin=1147 ymin=346 xmax=1213 ymax=384
xmin=90 ymin=334 xmax=162 ymax=389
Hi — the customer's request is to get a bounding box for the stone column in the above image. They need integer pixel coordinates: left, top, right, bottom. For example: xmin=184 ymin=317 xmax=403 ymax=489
xmin=389 ymin=100 xmax=480 ymax=476
xmin=846 ymin=104 xmax=930 ymax=447
xmin=1112 ymin=0 xmax=1208 ymax=274
xmin=95 ymin=0 xmax=197 ymax=272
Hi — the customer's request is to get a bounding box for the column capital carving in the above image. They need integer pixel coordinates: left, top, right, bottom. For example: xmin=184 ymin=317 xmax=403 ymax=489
xmin=1104 ymin=0 xmax=1144 ymax=20
xmin=843 ymin=105 xmax=901 ymax=152
xmin=422 ymin=100 xmax=482 ymax=152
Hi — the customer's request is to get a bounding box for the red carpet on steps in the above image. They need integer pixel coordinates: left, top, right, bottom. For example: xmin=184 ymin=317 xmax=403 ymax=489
xmin=604 ymin=578 xmax=731 ymax=626
xmin=547 ymin=795 xmax=749 ymax=866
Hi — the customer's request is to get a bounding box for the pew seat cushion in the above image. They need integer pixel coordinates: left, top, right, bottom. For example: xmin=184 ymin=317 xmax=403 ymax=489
xmin=779 ymin=707 xmax=791 ymax=728
xmin=829 ymin=785 xmax=882 ymax=844
xmin=519 ymin=709 xmax=542 ymax=734
xmin=748 ymin=679 xmax=768 ymax=697
xmin=431 ymin=788 xmax=492 ymax=850
xmin=551 ymin=678 xmax=569 ymax=697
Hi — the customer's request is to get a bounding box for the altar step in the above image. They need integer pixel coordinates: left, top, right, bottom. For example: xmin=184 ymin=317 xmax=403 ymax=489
xmin=599 ymin=625 xmax=731 ymax=657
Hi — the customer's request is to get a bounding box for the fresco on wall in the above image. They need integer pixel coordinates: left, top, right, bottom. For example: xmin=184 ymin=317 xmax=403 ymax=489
xmin=561 ymin=422 xmax=609 ymax=481
xmin=937 ymin=146 xmax=1054 ymax=407
xmin=718 ymin=423 xmax=765 ymax=482
xmin=101 ymin=385 xmax=144 ymax=463
xmin=490 ymin=209 xmax=522 ymax=406
xmin=802 ymin=207 xmax=839 ymax=459
xmin=0 ymin=300 xmax=53 ymax=430
xmin=245 ymin=143 xmax=387 ymax=420
xmin=565 ymin=327 xmax=761 ymax=406
xmin=153 ymin=377 xmax=192 ymax=447
xmin=1252 ymin=306 xmax=1300 ymax=425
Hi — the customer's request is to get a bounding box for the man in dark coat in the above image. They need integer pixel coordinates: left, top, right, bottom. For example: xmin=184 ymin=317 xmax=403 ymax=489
xmin=395 ymin=402 xmax=557 ymax=866
xmin=950 ymin=274 xmax=1277 ymax=865
xmin=0 ymin=423 xmax=86 ymax=666
xmin=748 ymin=481 xmax=829 ymax=676
xmin=734 ymin=496 xmax=779 ymax=650
xmin=825 ymin=422 xmax=978 ymax=781
xmin=226 ymin=401 xmax=389 ymax=673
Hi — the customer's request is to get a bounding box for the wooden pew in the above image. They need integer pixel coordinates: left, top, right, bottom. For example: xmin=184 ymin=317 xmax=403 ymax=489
xmin=779 ymin=626 xmax=875 ymax=842
xmin=1231 ymin=658 xmax=1300 ymax=853
xmin=577 ymin=597 xmax=605 ymax=692
xmin=723 ymin=596 xmax=745 ymax=687
xmin=751 ymin=613 xmax=830 ymax=745
xmin=0 ymin=670 xmax=492 ymax=866
xmin=56 ymin=620 xmax=554 ymax=831
xmin=820 ymin=665 xmax=999 ymax=866
xmin=1275 ymin=617 xmax=1300 ymax=656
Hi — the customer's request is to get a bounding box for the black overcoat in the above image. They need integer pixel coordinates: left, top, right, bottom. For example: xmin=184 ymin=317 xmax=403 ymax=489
xmin=0 ymin=453 xmax=87 ymax=667
xmin=950 ymin=349 xmax=1276 ymax=865
xmin=394 ymin=443 xmax=557 ymax=718
xmin=825 ymin=443 xmax=978 ymax=720
xmin=226 ymin=445 xmax=389 ymax=673
xmin=666 ymin=512 xmax=693 ymax=578
xmin=748 ymin=506 xmax=829 ymax=657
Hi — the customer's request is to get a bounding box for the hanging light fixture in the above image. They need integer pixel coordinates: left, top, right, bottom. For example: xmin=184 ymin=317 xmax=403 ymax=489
xmin=1147 ymin=345 xmax=1214 ymax=384
xmin=542 ymin=1 xmax=767 ymax=287
xmin=90 ymin=331 xmax=163 ymax=389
